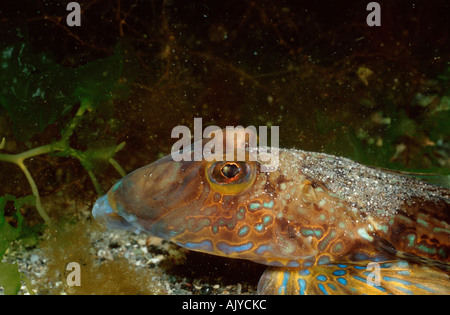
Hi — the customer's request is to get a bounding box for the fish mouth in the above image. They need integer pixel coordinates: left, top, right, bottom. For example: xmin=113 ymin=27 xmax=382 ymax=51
xmin=91 ymin=154 xmax=205 ymax=240
xmin=92 ymin=194 xmax=142 ymax=233
xmin=92 ymin=194 xmax=173 ymax=239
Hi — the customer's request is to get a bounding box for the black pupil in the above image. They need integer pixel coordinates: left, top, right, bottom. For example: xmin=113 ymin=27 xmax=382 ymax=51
xmin=221 ymin=163 xmax=240 ymax=178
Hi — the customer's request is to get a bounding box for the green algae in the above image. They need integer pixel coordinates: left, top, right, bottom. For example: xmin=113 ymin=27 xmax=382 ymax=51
xmin=0 ymin=194 xmax=36 ymax=295
xmin=37 ymin=221 xmax=166 ymax=295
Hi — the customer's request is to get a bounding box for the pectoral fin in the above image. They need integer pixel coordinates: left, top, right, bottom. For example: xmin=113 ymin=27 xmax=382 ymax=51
xmin=257 ymin=261 xmax=450 ymax=295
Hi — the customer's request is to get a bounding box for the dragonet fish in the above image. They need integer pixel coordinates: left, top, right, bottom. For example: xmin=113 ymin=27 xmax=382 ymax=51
xmin=93 ymin=129 xmax=450 ymax=294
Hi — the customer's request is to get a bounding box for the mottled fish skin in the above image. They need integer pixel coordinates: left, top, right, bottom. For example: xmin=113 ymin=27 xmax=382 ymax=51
xmin=93 ymin=135 xmax=450 ymax=294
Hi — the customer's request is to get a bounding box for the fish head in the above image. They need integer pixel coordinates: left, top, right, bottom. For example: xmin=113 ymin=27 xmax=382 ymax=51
xmin=93 ymin=129 xmax=319 ymax=266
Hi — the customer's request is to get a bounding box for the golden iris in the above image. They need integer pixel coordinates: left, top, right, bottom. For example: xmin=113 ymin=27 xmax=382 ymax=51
xmin=205 ymin=161 xmax=256 ymax=194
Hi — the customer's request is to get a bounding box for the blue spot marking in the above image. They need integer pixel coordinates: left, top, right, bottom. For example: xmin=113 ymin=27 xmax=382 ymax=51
xmin=353 ymin=275 xmax=388 ymax=293
xmin=353 ymin=253 xmax=370 ymax=261
xmin=372 ymin=254 xmax=389 ymax=262
xmin=238 ymin=225 xmax=249 ymax=237
xmin=180 ymin=240 xmax=213 ymax=252
xmin=353 ymin=275 xmax=368 ymax=283
xmin=287 ymin=261 xmax=300 ymax=267
xmin=337 ymin=277 xmax=348 ymax=286
xmin=303 ymin=261 xmax=314 ymax=267
xmin=318 ymin=283 xmax=329 ymax=295
xmin=298 ymin=269 xmax=310 ymax=276
xmin=217 ymin=241 xmax=253 ymax=255
xmin=254 ymin=223 xmax=264 ymax=232
xmin=327 ymin=283 xmax=337 ymax=291
xmin=317 ymin=256 xmax=331 ymax=265
xmin=354 ymin=265 xmax=366 ymax=270
xmin=278 ymin=271 xmax=289 ymax=294
xmin=397 ymin=270 xmax=410 ymax=276
xmin=371 ymin=284 xmax=387 ymax=293
xmin=255 ymin=244 xmax=271 ymax=255
xmin=333 ymin=270 xmax=347 ymax=276
xmin=298 ymin=278 xmax=307 ymax=295
xmin=395 ymin=286 xmax=414 ymax=295
xmin=262 ymin=215 xmax=273 ymax=224
xmin=380 ymin=262 xmax=394 ymax=269
xmin=396 ymin=261 xmax=409 ymax=268
xmin=383 ymin=276 xmax=412 ymax=286
xmin=248 ymin=202 xmax=261 ymax=211
xmin=414 ymin=283 xmax=436 ymax=294
xmin=337 ymin=264 xmax=348 ymax=268
xmin=263 ymin=200 xmax=274 ymax=209
xmin=316 ymin=275 xmax=327 ymax=282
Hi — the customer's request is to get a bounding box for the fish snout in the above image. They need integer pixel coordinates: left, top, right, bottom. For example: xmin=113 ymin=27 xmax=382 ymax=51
xmin=92 ymin=194 xmax=141 ymax=232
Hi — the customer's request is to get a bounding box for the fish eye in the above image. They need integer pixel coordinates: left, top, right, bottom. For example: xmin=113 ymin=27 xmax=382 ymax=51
xmin=211 ymin=161 xmax=249 ymax=184
xmin=221 ymin=163 xmax=241 ymax=179
xmin=206 ymin=161 xmax=256 ymax=194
